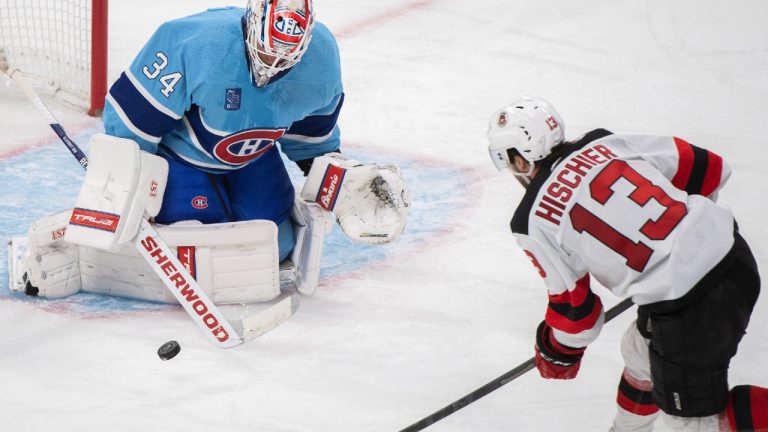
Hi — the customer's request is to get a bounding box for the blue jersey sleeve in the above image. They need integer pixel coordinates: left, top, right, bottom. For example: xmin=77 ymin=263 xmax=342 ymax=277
xmin=280 ymin=90 xmax=344 ymax=161
xmin=277 ymin=22 xmax=344 ymax=162
xmin=103 ymin=20 xmax=192 ymax=152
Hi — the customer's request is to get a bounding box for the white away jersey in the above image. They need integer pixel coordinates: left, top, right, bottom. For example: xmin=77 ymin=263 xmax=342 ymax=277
xmin=512 ymin=129 xmax=735 ymax=347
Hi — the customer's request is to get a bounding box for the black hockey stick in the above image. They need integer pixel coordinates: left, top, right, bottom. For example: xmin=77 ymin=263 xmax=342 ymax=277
xmin=400 ymin=297 xmax=635 ymax=432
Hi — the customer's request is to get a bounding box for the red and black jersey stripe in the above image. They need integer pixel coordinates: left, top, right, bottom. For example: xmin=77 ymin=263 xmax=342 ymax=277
xmin=545 ymin=274 xmax=603 ymax=334
xmin=671 ymin=137 xmax=724 ymax=197
xmin=727 ymin=385 xmax=768 ymax=431
xmin=617 ymin=374 xmax=659 ymax=416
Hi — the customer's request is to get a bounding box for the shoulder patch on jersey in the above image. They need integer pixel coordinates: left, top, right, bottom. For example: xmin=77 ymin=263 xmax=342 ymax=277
xmin=224 ymin=88 xmax=242 ymax=110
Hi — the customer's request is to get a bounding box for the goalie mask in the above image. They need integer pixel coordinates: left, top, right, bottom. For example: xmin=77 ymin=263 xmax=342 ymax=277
xmin=245 ymin=0 xmax=314 ymax=87
xmin=487 ymin=96 xmax=565 ymax=181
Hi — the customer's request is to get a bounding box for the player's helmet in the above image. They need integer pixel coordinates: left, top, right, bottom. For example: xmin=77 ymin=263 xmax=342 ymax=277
xmin=244 ymin=0 xmax=315 ymax=87
xmin=487 ymin=96 xmax=565 ymax=176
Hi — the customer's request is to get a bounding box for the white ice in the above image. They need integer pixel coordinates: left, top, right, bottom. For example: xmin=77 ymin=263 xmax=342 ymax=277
xmin=0 ymin=1 xmax=767 ymax=431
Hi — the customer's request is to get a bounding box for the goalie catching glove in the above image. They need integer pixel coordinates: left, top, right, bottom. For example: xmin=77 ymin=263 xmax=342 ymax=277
xmin=301 ymin=153 xmax=410 ymax=244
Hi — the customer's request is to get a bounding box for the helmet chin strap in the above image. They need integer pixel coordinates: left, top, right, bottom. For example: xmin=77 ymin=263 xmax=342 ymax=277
xmin=513 ymin=174 xmax=531 ymax=188
xmin=509 ymin=159 xmax=535 ymax=187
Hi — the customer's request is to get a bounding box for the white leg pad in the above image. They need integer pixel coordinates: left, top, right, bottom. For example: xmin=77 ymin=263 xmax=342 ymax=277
xmin=21 ymin=211 xmax=81 ymax=298
xmin=78 ymin=242 xmax=175 ymax=302
xmin=13 ymin=211 xmax=281 ymax=304
xmin=153 ymin=220 xmax=280 ymax=303
xmin=288 ymin=197 xmax=333 ymax=295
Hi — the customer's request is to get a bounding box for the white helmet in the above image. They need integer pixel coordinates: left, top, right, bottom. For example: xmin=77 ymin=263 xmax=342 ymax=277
xmin=245 ymin=0 xmax=315 ymax=87
xmin=486 ymin=96 xmax=565 ymax=175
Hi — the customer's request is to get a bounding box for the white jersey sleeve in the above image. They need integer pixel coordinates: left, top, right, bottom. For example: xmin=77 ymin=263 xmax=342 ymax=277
xmin=617 ymin=134 xmax=732 ymax=200
xmin=514 ymin=232 xmax=605 ymax=348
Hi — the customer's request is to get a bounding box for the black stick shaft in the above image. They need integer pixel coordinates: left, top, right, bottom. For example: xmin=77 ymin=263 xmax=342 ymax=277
xmin=400 ymin=297 xmax=635 ymax=432
xmin=6 ymin=69 xmax=89 ymax=170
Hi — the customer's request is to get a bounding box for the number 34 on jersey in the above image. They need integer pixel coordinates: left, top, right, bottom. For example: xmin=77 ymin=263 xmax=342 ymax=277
xmin=143 ymin=52 xmax=183 ymax=98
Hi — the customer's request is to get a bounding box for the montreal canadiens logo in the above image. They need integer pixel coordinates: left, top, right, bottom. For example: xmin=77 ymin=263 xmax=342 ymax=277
xmin=273 ymin=10 xmax=307 ymax=45
xmin=191 ymin=196 xmax=208 ymax=209
xmin=212 ymin=128 xmax=285 ymax=166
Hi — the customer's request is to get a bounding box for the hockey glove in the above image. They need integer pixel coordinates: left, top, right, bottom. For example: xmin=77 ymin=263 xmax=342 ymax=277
xmin=534 ymin=320 xmax=586 ymax=380
xmin=301 ymin=153 xmax=410 ymax=244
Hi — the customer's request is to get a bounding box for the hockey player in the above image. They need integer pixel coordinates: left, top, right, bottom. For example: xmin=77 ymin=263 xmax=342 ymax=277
xmin=486 ymin=96 xmax=766 ymax=431
xmin=13 ymin=0 xmax=409 ymax=303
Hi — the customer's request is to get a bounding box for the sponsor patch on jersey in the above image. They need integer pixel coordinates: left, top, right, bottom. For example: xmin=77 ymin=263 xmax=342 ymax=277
xmin=224 ymin=88 xmax=241 ymax=111
xmin=191 ymin=196 xmax=208 ymax=209
xmin=69 ymin=208 xmax=120 ymax=233
xmin=212 ymin=128 xmax=285 ymax=166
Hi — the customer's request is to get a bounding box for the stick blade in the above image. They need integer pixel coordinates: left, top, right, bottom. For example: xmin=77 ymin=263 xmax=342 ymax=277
xmin=219 ymin=288 xmax=300 ymax=342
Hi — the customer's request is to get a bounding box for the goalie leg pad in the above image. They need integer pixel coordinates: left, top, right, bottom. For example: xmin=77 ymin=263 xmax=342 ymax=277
xmin=286 ymin=197 xmax=333 ymax=295
xmin=82 ymin=219 xmax=281 ymax=304
xmin=16 ymin=212 xmax=281 ymax=304
xmin=15 ymin=211 xmax=81 ymax=298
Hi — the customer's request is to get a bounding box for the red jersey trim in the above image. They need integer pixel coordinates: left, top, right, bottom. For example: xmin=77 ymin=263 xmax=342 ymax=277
xmin=545 ymin=275 xmax=603 ymax=334
xmin=672 ymin=137 xmax=723 ymax=197
xmin=672 ymin=137 xmax=695 ymax=191
xmin=700 ymin=151 xmax=723 ymax=197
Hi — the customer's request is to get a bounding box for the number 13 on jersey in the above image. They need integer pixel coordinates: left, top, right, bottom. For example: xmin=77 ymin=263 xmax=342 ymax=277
xmin=570 ymin=160 xmax=687 ymax=272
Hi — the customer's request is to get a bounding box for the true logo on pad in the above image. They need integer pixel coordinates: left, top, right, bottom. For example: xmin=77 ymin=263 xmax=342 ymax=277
xmin=69 ymin=208 xmax=120 ymax=233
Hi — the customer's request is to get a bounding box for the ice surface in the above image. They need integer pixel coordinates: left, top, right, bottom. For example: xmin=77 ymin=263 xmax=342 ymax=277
xmin=0 ymin=1 xmax=766 ymax=431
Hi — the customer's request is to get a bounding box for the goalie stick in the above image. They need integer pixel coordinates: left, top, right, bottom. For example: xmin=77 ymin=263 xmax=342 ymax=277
xmin=3 ymin=63 xmax=299 ymax=348
xmin=399 ymin=297 xmax=635 ymax=432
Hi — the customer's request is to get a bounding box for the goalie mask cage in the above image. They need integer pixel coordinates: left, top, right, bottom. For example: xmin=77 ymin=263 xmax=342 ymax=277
xmin=0 ymin=0 xmax=108 ymax=116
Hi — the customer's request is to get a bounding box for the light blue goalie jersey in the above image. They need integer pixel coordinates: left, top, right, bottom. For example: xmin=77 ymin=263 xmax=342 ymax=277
xmin=103 ymin=6 xmax=343 ymax=173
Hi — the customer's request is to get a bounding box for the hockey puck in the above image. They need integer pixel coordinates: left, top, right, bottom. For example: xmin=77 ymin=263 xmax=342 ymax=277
xmin=157 ymin=340 xmax=181 ymax=361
